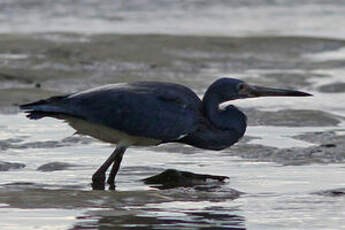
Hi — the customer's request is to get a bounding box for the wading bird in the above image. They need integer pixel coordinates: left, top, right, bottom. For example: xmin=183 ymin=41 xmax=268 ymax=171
xmin=20 ymin=78 xmax=311 ymax=189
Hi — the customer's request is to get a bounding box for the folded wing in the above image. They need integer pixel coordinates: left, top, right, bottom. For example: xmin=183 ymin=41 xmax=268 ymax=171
xmin=21 ymin=82 xmax=202 ymax=142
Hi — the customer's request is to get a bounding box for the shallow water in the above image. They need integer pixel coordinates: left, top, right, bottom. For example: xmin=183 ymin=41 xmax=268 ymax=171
xmin=1 ymin=0 xmax=345 ymax=229
xmin=1 ymin=0 xmax=345 ymax=39
xmin=1 ymin=112 xmax=345 ymax=229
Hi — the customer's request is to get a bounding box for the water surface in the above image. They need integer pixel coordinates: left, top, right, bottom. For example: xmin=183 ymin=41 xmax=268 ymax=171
xmin=1 ymin=1 xmax=345 ymax=229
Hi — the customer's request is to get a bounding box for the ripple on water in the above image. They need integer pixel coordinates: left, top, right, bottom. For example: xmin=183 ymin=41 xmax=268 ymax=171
xmin=0 ymin=161 xmax=25 ymax=171
xmin=36 ymin=162 xmax=80 ymax=172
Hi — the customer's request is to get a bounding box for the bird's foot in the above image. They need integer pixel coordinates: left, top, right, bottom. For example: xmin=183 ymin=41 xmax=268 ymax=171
xmin=92 ymin=181 xmax=105 ymax=190
xmin=106 ymin=176 xmax=116 ymax=190
xmin=92 ymin=173 xmax=106 ymax=190
xmin=108 ymin=183 xmax=116 ymax=190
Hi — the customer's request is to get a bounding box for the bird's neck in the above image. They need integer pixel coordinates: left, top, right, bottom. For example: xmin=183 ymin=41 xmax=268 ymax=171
xmin=202 ymin=92 xmax=223 ymax=127
xmin=202 ymin=91 xmax=247 ymax=137
xmin=178 ymin=92 xmax=246 ymax=151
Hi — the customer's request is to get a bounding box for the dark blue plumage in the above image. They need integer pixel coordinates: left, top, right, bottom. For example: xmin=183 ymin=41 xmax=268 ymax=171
xmin=20 ymin=77 xmax=311 ymax=189
xmin=59 ymin=82 xmax=201 ymax=142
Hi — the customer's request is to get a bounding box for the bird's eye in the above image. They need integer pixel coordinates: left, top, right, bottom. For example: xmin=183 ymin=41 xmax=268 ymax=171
xmin=237 ymin=83 xmax=245 ymax=91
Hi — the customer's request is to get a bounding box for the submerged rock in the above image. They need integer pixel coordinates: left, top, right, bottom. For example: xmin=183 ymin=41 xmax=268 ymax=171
xmin=0 ymin=161 xmax=25 ymax=171
xmin=1 ymin=136 xmax=92 ymax=151
xmin=293 ymin=131 xmax=340 ymax=144
xmin=143 ymin=169 xmax=229 ymax=189
xmin=37 ymin=162 xmax=78 ymax=172
xmin=245 ymin=109 xmax=342 ymax=127
xmin=318 ymin=82 xmax=345 ymax=93
xmin=224 ymin=131 xmax=345 ymax=165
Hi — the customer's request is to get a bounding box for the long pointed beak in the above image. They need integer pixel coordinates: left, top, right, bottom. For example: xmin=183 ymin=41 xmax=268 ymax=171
xmin=250 ymin=85 xmax=313 ymax=97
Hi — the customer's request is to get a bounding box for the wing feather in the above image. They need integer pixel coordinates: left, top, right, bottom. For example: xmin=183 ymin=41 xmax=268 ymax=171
xmin=23 ymin=82 xmax=202 ymax=142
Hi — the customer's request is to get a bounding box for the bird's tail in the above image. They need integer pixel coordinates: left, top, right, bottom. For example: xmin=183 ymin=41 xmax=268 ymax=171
xmin=20 ymin=95 xmax=70 ymax=120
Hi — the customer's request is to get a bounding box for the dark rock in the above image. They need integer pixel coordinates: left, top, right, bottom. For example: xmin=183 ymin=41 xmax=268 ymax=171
xmin=37 ymin=162 xmax=78 ymax=172
xmin=143 ymin=169 xmax=229 ymax=189
xmin=0 ymin=161 xmax=25 ymax=171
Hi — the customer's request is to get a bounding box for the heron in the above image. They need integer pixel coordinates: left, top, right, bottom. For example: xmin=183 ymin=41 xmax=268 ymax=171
xmin=20 ymin=78 xmax=311 ymax=189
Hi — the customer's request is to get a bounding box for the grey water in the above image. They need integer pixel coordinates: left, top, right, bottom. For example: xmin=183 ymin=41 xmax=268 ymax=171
xmin=1 ymin=0 xmax=345 ymax=39
xmin=1 ymin=0 xmax=345 ymax=229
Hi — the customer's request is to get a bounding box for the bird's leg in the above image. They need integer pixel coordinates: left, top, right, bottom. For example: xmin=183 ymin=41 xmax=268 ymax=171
xmin=92 ymin=146 xmax=127 ymax=190
xmin=107 ymin=149 xmax=125 ymax=189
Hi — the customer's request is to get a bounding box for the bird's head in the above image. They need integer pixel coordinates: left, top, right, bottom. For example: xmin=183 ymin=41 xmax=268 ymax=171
xmin=206 ymin=78 xmax=312 ymax=102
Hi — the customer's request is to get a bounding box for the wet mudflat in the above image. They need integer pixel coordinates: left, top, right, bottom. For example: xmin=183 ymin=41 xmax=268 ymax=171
xmin=1 ymin=1 xmax=345 ymax=229
xmin=1 ymin=32 xmax=345 ymax=230
xmin=1 ymin=113 xmax=345 ymax=230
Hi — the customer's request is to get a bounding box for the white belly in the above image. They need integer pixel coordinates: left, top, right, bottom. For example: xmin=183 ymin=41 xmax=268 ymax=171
xmin=63 ymin=116 xmax=161 ymax=146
